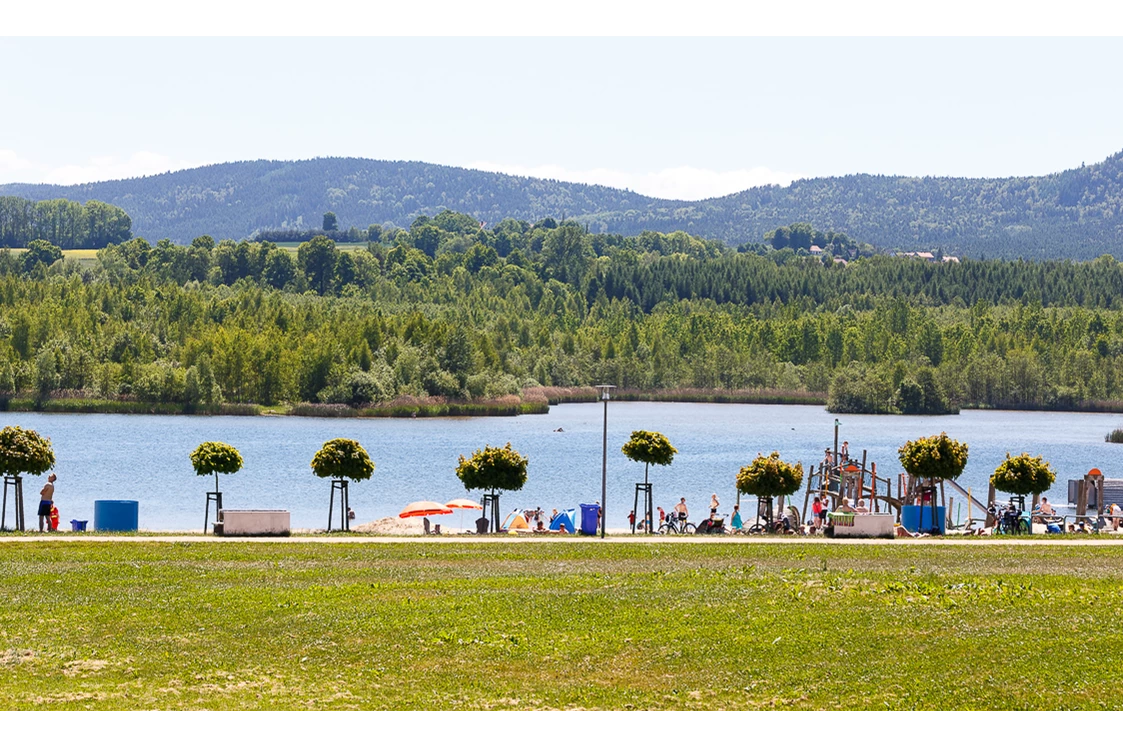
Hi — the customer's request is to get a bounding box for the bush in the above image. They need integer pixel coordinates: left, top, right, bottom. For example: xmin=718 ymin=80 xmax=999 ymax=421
xmin=318 ymin=367 xmax=390 ymax=407
xmin=311 ymin=438 xmax=374 ymax=482
xmin=736 ymin=452 xmax=804 ymax=498
xmin=0 ymin=425 xmax=55 ymax=476
xmin=898 ymin=433 xmax=968 ymax=480
xmin=1106 ymin=428 xmax=1123 ymax=444
xmin=827 ymin=365 xmax=895 ymax=414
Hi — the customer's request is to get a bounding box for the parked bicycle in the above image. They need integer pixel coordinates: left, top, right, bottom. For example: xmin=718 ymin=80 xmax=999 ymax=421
xmin=658 ymin=512 xmax=696 ymax=535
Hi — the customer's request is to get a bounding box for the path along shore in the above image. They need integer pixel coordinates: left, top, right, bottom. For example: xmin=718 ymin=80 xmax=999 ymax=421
xmin=2 ymin=533 xmax=1123 ymax=546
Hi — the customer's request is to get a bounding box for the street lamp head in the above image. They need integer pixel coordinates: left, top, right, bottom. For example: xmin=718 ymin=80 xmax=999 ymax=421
xmin=594 ymin=384 xmax=616 ymax=401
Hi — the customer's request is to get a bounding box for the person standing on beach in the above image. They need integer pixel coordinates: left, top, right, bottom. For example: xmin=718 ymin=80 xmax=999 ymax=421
xmin=38 ymin=473 xmax=57 ymax=532
xmin=674 ymin=497 xmax=688 ymax=521
xmin=710 ymin=493 xmax=720 ymax=517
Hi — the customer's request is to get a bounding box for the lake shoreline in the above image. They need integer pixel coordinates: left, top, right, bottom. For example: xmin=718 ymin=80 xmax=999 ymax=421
xmin=7 ymin=386 xmax=1123 ymax=419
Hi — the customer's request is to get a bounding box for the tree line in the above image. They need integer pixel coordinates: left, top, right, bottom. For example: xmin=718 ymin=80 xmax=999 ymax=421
xmin=0 ymin=196 xmax=132 ymax=249
xmin=5 ymin=213 xmax=1123 ymax=414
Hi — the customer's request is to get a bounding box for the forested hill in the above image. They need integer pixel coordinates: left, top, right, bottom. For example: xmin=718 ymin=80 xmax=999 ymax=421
xmin=3 ymin=152 xmax=1123 ymax=258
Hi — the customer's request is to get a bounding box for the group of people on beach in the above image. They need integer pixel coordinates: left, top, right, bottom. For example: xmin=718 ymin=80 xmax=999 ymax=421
xmin=626 ymin=493 xmax=734 ymax=532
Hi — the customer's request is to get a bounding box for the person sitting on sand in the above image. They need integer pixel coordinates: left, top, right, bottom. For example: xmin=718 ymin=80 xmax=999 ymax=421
xmin=534 ymin=520 xmax=548 ymax=533
xmin=854 ymin=498 xmax=870 ymax=514
xmin=838 ymin=497 xmax=855 ymax=513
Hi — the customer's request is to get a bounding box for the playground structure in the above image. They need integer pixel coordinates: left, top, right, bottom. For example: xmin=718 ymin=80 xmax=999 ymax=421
xmin=799 ymin=448 xmax=989 ymax=533
xmin=800 ymin=449 xmax=903 ymax=522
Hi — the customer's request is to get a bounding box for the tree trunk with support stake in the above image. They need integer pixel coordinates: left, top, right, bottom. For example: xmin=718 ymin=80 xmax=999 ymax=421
xmin=328 ymin=479 xmax=350 ymax=532
xmin=2 ymin=475 xmax=25 ymax=532
xmin=480 ymin=492 xmax=500 ymax=534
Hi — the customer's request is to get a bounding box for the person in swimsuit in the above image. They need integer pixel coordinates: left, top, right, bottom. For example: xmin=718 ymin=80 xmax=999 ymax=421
xmin=38 ymin=473 xmax=57 ymax=532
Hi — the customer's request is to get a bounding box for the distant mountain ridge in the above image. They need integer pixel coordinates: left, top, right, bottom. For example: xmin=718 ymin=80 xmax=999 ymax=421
xmin=3 ymin=152 xmax=1123 ymax=258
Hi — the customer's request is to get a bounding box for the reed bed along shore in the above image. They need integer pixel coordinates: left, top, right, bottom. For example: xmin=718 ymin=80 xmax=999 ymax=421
xmin=0 ymin=387 xmax=828 ymax=419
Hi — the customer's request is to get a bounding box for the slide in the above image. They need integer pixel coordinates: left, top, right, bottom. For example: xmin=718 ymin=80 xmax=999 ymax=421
xmin=946 ymin=479 xmax=990 ymax=514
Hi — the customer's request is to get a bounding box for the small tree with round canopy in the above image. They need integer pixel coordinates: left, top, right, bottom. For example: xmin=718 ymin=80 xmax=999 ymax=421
xmin=992 ymin=452 xmax=1055 ymax=510
xmin=898 ymin=433 xmax=969 ymax=483
xmin=190 ymin=441 xmax=243 ymax=534
xmin=455 ymin=442 xmax=527 ymax=533
xmin=622 ymin=430 xmax=676 ymax=533
xmin=0 ymin=425 xmax=56 ymax=531
xmin=736 ymin=452 xmax=804 ymax=533
xmin=311 ymin=438 xmax=374 ymax=532
xmin=898 ymin=433 xmax=968 ymax=532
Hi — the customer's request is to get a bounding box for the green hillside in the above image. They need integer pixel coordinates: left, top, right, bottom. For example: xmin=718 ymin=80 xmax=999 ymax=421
xmin=3 ymin=151 xmax=1123 ymax=258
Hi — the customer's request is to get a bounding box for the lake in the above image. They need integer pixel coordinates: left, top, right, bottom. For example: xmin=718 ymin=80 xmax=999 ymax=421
xmin=3 ymin=403 xmax=1121 ymax=530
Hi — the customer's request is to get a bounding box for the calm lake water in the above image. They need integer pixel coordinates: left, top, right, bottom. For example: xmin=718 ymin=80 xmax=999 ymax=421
xmin=3 ymin=403 xmax=1122 ymax=530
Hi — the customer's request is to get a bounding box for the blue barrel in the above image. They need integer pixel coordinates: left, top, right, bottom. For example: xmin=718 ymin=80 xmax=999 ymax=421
xmin=94 ymin=500 xmax=139 ymax=532
xmin=902 ymin=505 xmax=945 ymax=534
xmin=579 ymin=503 xmax=600 ymax=535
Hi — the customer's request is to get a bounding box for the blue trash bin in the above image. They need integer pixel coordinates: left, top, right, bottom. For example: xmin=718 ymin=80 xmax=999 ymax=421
xmin=579 ymin=503 xmax=600 ymax=535
xmin=901 ymin=505 xmax=945 ymax=534
xmin=69 ymin=519 xmax=88 ymax=532
xmin=94 ymin=500 xmax=139 ymax=532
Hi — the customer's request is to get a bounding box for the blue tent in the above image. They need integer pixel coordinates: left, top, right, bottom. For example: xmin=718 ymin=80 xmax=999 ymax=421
xmin=549 ymin=509 xmax=576 ymax=533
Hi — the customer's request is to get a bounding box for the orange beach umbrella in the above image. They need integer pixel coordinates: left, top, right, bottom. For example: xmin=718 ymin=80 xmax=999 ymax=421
xmin=399 ymin=501 xmax=454 ymax=519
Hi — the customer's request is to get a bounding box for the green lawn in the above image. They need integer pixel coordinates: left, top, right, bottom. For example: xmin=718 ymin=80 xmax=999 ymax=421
xmin=2 ymin=541 xmax=1122 ymax=710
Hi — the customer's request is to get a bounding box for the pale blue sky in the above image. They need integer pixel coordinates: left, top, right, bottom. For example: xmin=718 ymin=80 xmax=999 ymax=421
xmin=2 ymin=37 xmax=1121 ymax=198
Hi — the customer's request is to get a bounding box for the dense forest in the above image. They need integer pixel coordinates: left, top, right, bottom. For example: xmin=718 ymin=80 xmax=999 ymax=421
xmin=5 ymin=212 xmax=1123 ymax=416
xmin=4 ymin=151 xmax=1123 ymax=258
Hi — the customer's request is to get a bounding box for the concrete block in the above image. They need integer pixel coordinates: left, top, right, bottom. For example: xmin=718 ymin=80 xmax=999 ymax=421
xmin=217 ymin=509 xmax=290 ymax=537
xmin=832 ymin=513 xmax=894 ymax=538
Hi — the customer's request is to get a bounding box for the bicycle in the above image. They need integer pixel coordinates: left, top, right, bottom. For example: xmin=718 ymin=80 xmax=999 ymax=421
xmin=991 ymin=505 xmax=1031 ymax=535
xmin=658 ymin=513 xmax=696 ymax=535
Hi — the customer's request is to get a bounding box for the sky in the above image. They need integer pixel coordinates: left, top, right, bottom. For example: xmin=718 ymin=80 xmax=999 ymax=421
xmin=2 ymin=35 xmax=1123 ymax=200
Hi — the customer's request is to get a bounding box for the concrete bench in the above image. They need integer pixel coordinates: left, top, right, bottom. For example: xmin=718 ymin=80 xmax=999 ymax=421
xmin=215 ymin=509 xmax=290 ymax=537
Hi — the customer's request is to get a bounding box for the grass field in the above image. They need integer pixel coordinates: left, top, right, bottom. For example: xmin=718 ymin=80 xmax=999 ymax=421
xmin=2 ymin=541 xmax=1122 ymax=710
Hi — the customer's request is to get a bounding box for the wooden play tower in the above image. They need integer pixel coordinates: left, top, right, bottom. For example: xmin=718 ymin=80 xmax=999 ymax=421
xmin=801 ymin=449 xmax=903 ymax=520
xmin=801 ymin=448 xmax=987 ymax=530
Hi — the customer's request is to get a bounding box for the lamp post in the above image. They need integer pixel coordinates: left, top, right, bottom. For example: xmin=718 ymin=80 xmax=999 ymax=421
xmin=833 ymin=418 xmax=841 ymax=464
xmin=595 ymin=384 xmax=615 ymax=539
